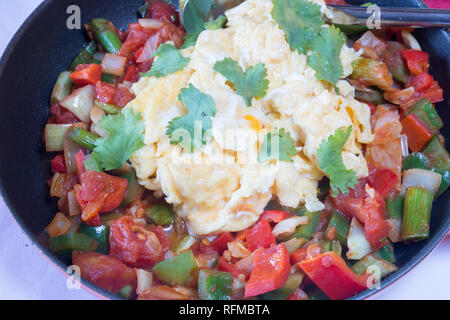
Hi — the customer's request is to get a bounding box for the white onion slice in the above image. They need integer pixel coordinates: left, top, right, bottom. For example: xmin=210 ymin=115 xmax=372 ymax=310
xmin=136 ymin=32 xmax=161 ymax=63
xmin=138 ymin=18 xmax=164 ymax=29
xmin=272 ymin=216 xmax=308 ymax=239
xmin=101 ymin=53 xmax=127 ymax=76
xmin=346 ymin=218 xmax=372 ymax=260
xmin=401 ymin=30 xmax=422 ymax=50
xmin=61 ymin=85 xmax=95 ymax=123
xmin=45 ymin=124 xmax=72 ymax=152
xmin=136 ymin=269 xmax=153 ymax=295
xmin=401 ymin=168 xmax=442 ymax=196
xmin=386 ymin=219 xmax=401 ymax=243
xmin=400 ymin=134 xmax=409 ymax=157
xmin=227 ymin=241 xmax=251 ymax=259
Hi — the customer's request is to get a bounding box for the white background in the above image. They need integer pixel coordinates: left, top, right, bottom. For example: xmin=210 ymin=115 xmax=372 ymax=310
xmin=0 ymin=0 xmax=448 ymax=300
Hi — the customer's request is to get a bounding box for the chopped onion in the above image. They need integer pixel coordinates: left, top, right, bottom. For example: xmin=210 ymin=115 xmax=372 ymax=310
xmin=136 ymin=269 xmax=153 ymax=295
xmin=346 ymin=218 xmax=372 ymax=260
xmin=386 ymin=219 xmax=401 ymax=243
xmin=90 ymin=104 xmax=105 ymax=125
xmin=63 ymin=125 xmax=86 ymax=174
xmin=272 ymin=216 xmax=309 ymax=240
xmin=136 ymin=32 xmax=161 ymax=63
xmin=138 ymin=18 xmax=164 ymax=29
xmin=45 ymin=124 xmax=72 ymax=152
xmin=400 ymin=134 xmax=409 ymax=157
xmin=101 ymin=53 xmax=127 ymax=76
xmin=401 ymin=168 xmax=442 ymax=196
xmin=401 ymin=30 xmax=421 ymax=50
xmin=50 ymin=173 xmax=69 ymax=198
xmin=227 ymin=240 xmax=251 ymax=258
xmin=61 ymin=85 xmax=95 ymax=122
xmin=234 ymin=251 xmax=254 ymax=275
xmin=67 ymin=190 xmax=81 ymax=216
xmin=45 ymin=212 xmax=72 ymax=237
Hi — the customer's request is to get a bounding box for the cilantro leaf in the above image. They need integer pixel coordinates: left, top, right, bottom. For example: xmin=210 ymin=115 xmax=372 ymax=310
xmin=271 ymin=0 xmax=324 ymax=54
xmin=317 ymin=126 xmax=358 ymax=197
xmin=182 ymin=0 xmax=215 ymax=35
xmin=214 ymin=58 xmax=269 ymax=106
xmin=307 ymin=26 xmax=346 ymax=86
xmin=84 ymin=154 xmax=103 ymax=173
xmin=141 ymin=43 xmax=190 ymax=78
xmin=92 ymin=108 xmax=145 ymax=171
xmin=180 ymin=33 xmax=199 ymax=49
xmin=258 ymin=128 xmax=297 ymax=162
xmin=166 ymin=83 xmax=216 ymax=152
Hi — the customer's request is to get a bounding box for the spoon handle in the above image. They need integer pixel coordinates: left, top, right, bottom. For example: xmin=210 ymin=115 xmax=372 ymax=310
xmin=329 ymin=5 xmax=450 ymax=28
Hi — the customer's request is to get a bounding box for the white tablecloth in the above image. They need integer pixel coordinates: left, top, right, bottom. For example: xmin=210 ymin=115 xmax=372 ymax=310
xmin=0 ymin=0 xmax=448 ymax=300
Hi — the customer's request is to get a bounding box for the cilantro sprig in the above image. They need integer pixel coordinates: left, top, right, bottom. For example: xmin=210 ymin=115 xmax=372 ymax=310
xmin=141 ymin=43 xmax=190 ymax=78
xmin=214 ymin=58 xmax=269 ymax=106
xmin=90 ymin=108 xmax=145 ymax=171
xmin=271 ymin=0 xmax=324 ymax=54
xmin=166 ymin=84 xmax=217 ymax=152
xmin=317 ymin=126 xmax=358 ymax=196
xmin=258 ymin=128 xmax=297 ymax=162
xmin=307 ymin=26 xmax=346 ymax=86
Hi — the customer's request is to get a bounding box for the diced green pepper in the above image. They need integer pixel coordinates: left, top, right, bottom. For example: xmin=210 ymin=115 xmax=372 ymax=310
xmin=174 ymin=235 xmax=198 ymax=254
xmin=355 ymin=89 xmax=386 ymax=105
xmin=152 ymin=250 xmax=198 ymax=286
xmin=118 ymin=284 xmax=135 ymax=299
xmin=385 ymin=194 xmax=404 ymax=220
xmin=49 ymin=233 xmax=98 ymax=256
xmin=198 ymin=270 xmax=233 ymax=300
xmin=435 ymin=169 xmax=450 ymax=198
xmin=283 ymin=238 xmax=306 ymax=253
xmin=335 ymin=24 xmax=368 ymax=35
xmin=374 ymin=242 xmax=396 ymax=263
xmin=382 ymin=41 xmax=410 ymax=83
xmin=325 ymin=210 xmax=350 ymax=246
xmin=79 ymin=224 xmax=110 ymax=254
xmin=287 ymin=208 xmax=320 ymax=241
xmin=84 ymin=154 xmax=103 ymax=173
xmin=405 ymin=98 xmax=443 ymax=134
xmin=145 ymin=204 xmax=175 ymax=227
xmin=50 ymin=72 xmax=73 ymax=105
xmin=422 ymin=135 xmax=450 ymax=172
xmin=68 ymin=41 xmax=97 ymax=71
xmin=89 ymin=18 xmax=122 ymax=54
xmin=101 ymin=73 xmax=116 ymax=84
xmin=351 ymin=254 xmax=397 ymax=278
xmin=402 ymin=152 xmax=432 ymax=171
xmin=260 ymin=273 xmax=304 ymax=300
xmin=68 ymin=127 xmax=98 ymax=150
xmin=95 ymin=99 xmax=121 ymax=115
xmin=120 ymin=169 xmax=143 ymax=207
xmin=401 ymin=187 xmax=433 ymax=241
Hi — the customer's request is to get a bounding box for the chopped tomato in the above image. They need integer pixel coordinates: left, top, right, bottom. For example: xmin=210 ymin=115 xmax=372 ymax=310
xmin=299 ymin=251 xmax=367 ymax=300
xmin=217 ymin=256 xmax=251 ymax=279
xmin=288 ymin=288 xmax=309 ymax=300
xmin=367 ymin=165 xmax=399 ymax=198
xmin=95 ymin=81 xmax=135 ymax=108
xmin=211 ymin=232 xmax=233 ymax=255
xmin=290 ymin=247 xmax=308 ymax=264
xmin=370 ymin=105 xmax=402 ymax=145
xmin=158 ymin=22 xmax=185 ymax=48
xmin=423 ymin=81 xmax=444 ymax=104
xmin=411 ymin=73 xmax=434 ymax=92
xmin=402 ymin=50 xmax=429 ymax=75
xmin=72 ymin=252 xmax=136 ymax=294
xmin=245 ymin=220 xmax=275 ymax=252
xmin=366 ymin=137 xmax=403 ymax=182
xmin=49 ymin=103 xmax=80 ymax=124
xmin=123 ymin=64 xmax=140 ymax=83
xmin=260 ymin=210 xmax=290 ymax=223
xmin=330 ymin=180 xmax=367 ymax=223
xmin=109 ymin=216 xmax=167 ymax=268
xmin=76 ymin=171 xmax=128 ymax=223
xmin=244 ymin=244 xmax=290 ymax=298
xmin=50 ymin=155 xmax=66 ymax=173
xmin=118 ymin=23 xmax=157 ymax=60
xmin=70 ymin=64 xmax=102 ymax=86
xmin=401 ymin=113 xmax=433 ymax=152
xmin=146 ymin=0 xmax=180 ymax=25
xmin=74 ymin=150 xmax=86 ymax=179
xmin=363 ymin=188 xmax=390 ymax=250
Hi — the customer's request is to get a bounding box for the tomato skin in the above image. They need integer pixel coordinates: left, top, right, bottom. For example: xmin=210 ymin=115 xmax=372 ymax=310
xmin=245 ymin=220 xmax=275 ymax=252
xmin=118 ymin=23 xmax=157 ymax=60
xmin=363 ymin=190 xmax=390 ymax=250
xmin=109 ymin=216 xmax=167 ymax=268
xmin=74 ymin=150 xmax=86 ymax=179
xmin=49 ymin=103 xmax=80 ymax=124
xmin=95 ymin=81 xmax=135 ymax=108
xmin=244 ymin=244 xmax=290 ymax=298
xmin=123 ymin=64 xmax=140 ymax=83
xmin=330 ymin=180 xmax=367 ymax=222
xmin=50 ymin=155 xmax=66 ymax=173
xmin=299 ymin=251 xmax=367 ymax=300
xmin=411 ymin=73 xmax=434 ymax=92
xmin=146 ymin=0 xmax=180 ymax=25
xmin=402 ymin=50 xmax=430 ymax=75
xmin=210 ymin=232 xmax=233 ymax=255
xmin=423 ymin=81 xmax=444 ymax=104
xmin=367 ymin=165 xmax=399 ymax=198
xmin=70 ymin=64 xmax=102 ymax=86
xmin=260 ymin=210 xmax=290 ymax=223
xmin=72 ymin=252 xmax=136 ymax=294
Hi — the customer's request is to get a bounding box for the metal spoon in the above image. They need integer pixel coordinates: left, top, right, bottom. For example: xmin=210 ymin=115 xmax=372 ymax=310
xmin=181 ymin=0 xmax=450 ymax=29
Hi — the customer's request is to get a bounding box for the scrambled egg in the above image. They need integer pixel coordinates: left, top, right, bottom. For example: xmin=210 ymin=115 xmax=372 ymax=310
xmin=128 ymin=0 xmax=373 ymax=235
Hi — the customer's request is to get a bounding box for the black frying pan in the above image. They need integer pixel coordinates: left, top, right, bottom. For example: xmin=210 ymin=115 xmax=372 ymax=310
xmin=0 ymin=0 xmax=448 ymax=300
